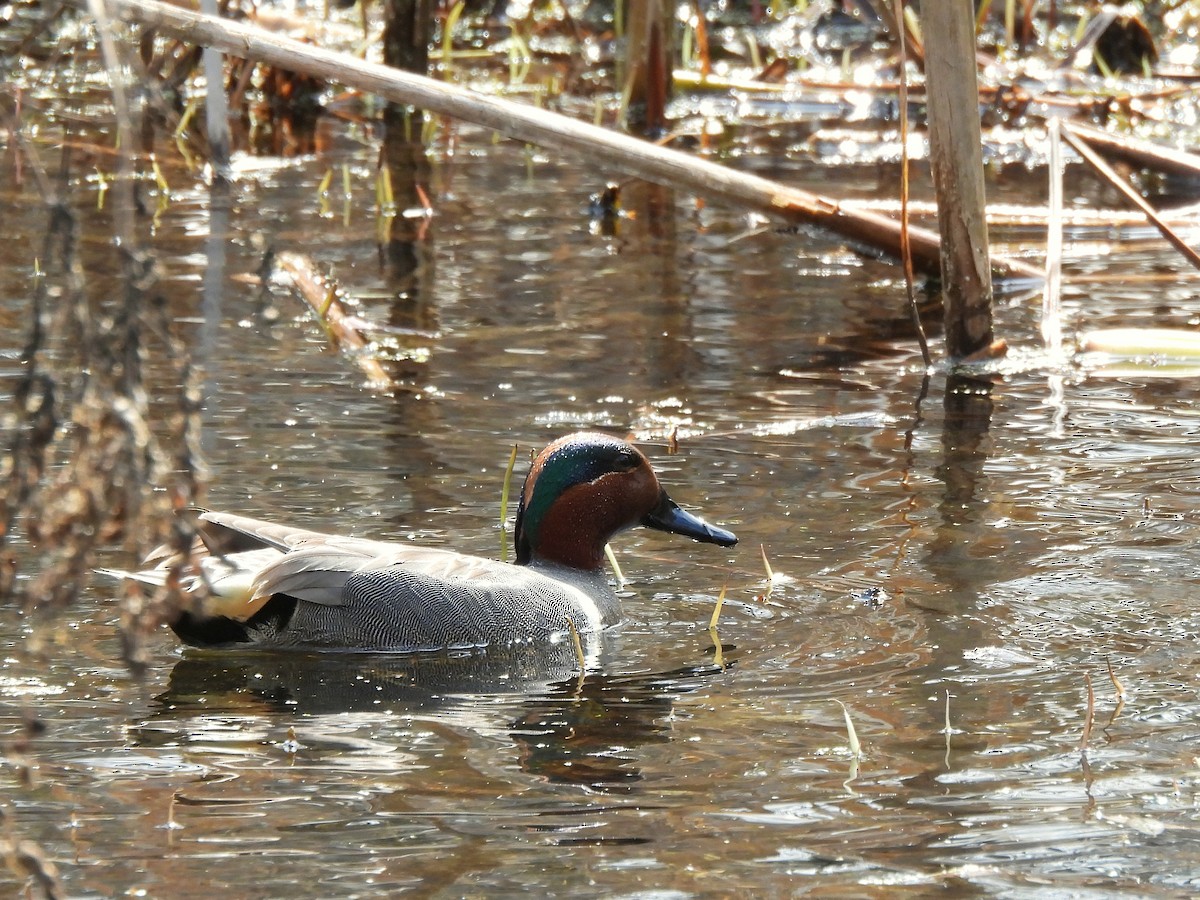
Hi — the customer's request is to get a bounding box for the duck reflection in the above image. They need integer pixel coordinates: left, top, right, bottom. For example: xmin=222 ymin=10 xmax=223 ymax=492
xmin=151 ymin=639 xmax=736 ymax=791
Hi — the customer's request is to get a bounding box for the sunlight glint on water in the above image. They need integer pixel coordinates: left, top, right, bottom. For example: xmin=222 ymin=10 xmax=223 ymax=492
xmin=2 ymin=111 xmax=1200 ymax=900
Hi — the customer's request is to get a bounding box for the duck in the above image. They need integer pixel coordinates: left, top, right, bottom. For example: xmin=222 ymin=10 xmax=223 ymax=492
xmin=110 ymin=432 xmax=737 ymax=652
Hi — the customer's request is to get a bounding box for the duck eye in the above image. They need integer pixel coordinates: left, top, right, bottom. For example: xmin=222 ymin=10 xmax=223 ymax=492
xmin=614 ymin=449 xmax=640 ymax=470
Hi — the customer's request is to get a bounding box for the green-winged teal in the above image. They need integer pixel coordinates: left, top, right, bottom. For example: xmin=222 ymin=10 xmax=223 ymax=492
xmin=112 ymin=432 xmax=737 ymax=651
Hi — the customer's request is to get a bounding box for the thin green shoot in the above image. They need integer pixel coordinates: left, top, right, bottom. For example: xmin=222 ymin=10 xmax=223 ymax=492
xmin=375 ymin=167 xmax=395 ymax=243
xmin=499 ymin=443 xmax=518 ymax=561
xmin=974 ymin=0 xmax=991 ymax=33
xmin=421 ymin=113 xmax=439 ymax=147
xmin=150 ymin=155 xmax=170 ymax=197
xmin=744 ymin=28 xmax=761 ymax=71
xmin=380 ymin=166 xmax=394 ymax=207
xmin=174 ymin=99 xmax=200 ymax=170
xmin=318 ymin=284 xmax=337 ymax=320
xmin=317 ymin=167 xmax=333 ymax=197
xmin=317 ymin=167 xmax=333 ymax=216
xmin=442 ymin=1 xmax=466 ymax=79
xmin=508 ymin=25 xmax=531 ymax=84
xmin=95 ymin=168 xmax=108 ymax=209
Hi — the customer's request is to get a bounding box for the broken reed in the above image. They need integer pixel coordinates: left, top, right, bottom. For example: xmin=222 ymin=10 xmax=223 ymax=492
xmin=708 ymin=581 xmax=727 ymax=630
xmin=835 ymin=700 xmax=862 ymax=760
xmin=564 ymin=616 xmax=586 ymax=672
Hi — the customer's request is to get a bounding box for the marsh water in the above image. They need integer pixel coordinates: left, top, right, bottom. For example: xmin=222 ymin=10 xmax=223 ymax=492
xmin=4 ymin=67 xmax=1200 ymax=900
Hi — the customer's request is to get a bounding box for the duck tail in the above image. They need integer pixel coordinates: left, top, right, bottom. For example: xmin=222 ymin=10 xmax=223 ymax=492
xmin=167 ymin=609 xmax=255 ymax=647
xmin=99 ymin=565 xmax=256 ymax=648
xmin=96 ymin=567 xmax=169 ymax=588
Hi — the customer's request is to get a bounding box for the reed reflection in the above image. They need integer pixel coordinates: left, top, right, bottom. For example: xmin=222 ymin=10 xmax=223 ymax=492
xmin=924 ymin=374 xmax=997 ymax=610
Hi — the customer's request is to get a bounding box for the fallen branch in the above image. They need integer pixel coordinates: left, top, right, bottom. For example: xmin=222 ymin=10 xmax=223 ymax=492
xmin=69 ymin=0 xmax=1042 ymax=281
xmin=273 ymin=251 xmax=393 ymax=387
xmin=1060 ymin=126 xmax=1200 ymax=273
xmin=1066 ymin=121 xmax=1200 ymax=182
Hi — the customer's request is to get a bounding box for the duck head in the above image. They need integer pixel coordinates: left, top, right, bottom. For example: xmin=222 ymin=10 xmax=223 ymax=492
xmin=514 ymin=432 xmax=737 ymax=570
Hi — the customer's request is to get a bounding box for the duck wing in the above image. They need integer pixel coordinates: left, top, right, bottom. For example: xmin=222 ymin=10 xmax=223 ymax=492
xmin=248 ymin=545 xmax=520 ymax=609
xmin=195 ymin=510 xmax=394 ymax=557
xmin=256 ymin=550 xmax=612 ymax=651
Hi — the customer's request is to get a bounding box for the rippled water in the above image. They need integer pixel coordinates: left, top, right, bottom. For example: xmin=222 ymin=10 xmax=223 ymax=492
xmin=3 ymin=101 xmax=1200 ymax=897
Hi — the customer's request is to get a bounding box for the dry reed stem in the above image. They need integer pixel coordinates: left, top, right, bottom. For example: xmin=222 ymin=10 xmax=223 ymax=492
xmin=1106 ymin=656 xmax=1126 ymax=700
xmin=835 ymin=700 xmax=862 ymax=760
xmin=708 ymin=581 xmax=728 ymax=630
xmin=892 ymin=0 xmax=930 ymax=368
xmin=1080 ymin=672 xmax=1095 ymax=753
xmin=757 ymin=544 xmax=775 ymax=601
xmin=564 ymin=617 xmax=586 ymax=672
xmin=604 ymin=544 xmax=625 ymax=585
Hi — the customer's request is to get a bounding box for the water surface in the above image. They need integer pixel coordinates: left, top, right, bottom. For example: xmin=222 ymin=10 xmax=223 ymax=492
xmin=3 ymin=66 xmax=1200 ymax=900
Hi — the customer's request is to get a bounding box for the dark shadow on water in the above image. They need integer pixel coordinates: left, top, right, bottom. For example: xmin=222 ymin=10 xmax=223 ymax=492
xmin=148 ymin=640 xmax=738 ymax=791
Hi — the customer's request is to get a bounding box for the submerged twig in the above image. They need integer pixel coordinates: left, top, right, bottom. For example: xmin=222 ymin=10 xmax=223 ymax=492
xmin=273 ymin=251 xmax=392 ymax=386
xmin=1 ymin=835 xmax=63 ymax=900
xmin=942 ymin=689 xmax=953 ymax=769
